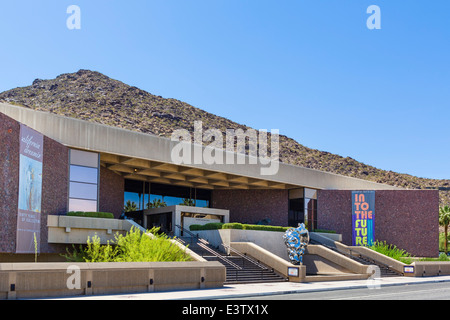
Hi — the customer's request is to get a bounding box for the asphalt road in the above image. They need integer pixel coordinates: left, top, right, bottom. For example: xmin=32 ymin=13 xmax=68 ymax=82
xmin=225 ymin=281 xmax=450 ymax=300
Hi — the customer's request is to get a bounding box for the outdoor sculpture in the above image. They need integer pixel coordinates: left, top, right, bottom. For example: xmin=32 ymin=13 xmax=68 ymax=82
xmin=283 ymin=223 xmax=309 ymax=265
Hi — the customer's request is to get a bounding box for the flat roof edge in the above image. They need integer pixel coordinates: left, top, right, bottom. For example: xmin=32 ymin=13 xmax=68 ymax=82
xmin=0 ymin=102 xmax=402 ymax=191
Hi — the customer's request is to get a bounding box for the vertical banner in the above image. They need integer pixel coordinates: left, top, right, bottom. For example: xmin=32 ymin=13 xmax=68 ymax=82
xmin=16 ymin=124 xmax=43 ymax=254
xmin=352 ymin=190 xmax=375 ymax=246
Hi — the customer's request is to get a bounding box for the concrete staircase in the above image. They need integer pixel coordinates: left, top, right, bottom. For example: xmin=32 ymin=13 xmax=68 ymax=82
xmin=309 ymin=234 xmax=403 ymax=278
xmin=178 ymin=236 xmax=287 ymax=284
xmin=206 ymin=255 xmax=287 ymax=284
xmin=344 ymin=251 xmax=402 ymax=277
xmin=176 ymin=226 xmax=404 ymax=284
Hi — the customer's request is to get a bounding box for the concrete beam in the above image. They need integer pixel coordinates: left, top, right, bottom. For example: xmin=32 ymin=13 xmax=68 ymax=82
xmin=0 ymin=102 xmax=403 ymax=192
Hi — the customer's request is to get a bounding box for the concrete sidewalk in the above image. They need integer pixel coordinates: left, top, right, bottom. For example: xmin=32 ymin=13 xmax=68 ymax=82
xmin=46 ymin=275 xmax=450 ymax=300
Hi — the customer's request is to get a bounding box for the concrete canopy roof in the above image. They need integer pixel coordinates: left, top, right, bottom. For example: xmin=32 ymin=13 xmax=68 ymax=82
xmin=0 ymin=102 xmax=401 ymax=191
xmin=100 ymin=152 xmax=296 ymax=190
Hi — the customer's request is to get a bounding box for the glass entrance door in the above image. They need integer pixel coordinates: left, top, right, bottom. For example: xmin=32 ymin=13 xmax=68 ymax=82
xmin=146 ymin=212 xmax=172 ymax=235
xmin=288 ymin=188 xmax=317 ymax=231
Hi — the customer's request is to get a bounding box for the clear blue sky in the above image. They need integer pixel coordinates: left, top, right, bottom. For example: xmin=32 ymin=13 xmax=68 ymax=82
xmin=1 ymin=1 xmax=449 ymax=180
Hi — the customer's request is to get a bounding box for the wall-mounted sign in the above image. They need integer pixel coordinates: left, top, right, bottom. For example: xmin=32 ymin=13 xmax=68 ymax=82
xmin=16 ymin=124 xmax=43 ymax=254
xmin=288 ymin=267 xmax=299 ymax=277
xmin=403 ymin=266 xmax=415 ymax=274
xmin=352 ymin=190 xmax=375 ymax=247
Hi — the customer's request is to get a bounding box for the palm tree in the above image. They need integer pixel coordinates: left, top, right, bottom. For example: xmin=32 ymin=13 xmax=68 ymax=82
xmin=146 ymin=198 xmax=167 ymax=209
xmin=180 ymin=198 xmax=195 ymax=206
xmin=439 ymin=205 xmax=450 ymax=254
xmin=124 ymin=200 xmax=138 ymax=213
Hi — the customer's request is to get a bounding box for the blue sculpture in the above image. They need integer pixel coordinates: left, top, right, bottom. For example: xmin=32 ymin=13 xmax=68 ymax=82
xmin=283 ymin=223 xmax=309 ymax=265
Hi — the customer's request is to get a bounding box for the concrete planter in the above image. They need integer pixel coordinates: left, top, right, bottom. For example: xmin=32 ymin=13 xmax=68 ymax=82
xmin=47 ymin=215 xmax=133 ymax=245
xmin=47 ymin=215 xmax=205 ymax=262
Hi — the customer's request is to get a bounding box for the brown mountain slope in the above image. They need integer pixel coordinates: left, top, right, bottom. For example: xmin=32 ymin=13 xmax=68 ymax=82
xmin=1 ymin=69 xmax=448 ymax=205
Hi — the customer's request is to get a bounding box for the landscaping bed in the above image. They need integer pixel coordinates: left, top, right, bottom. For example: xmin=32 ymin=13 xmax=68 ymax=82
xmin=67 ymin=211 xmax=115 ymax=219
xmin=189 ymin=222 xmax=290 ymax=232
xmin=63 ymin=227 xmax=193 ymax=263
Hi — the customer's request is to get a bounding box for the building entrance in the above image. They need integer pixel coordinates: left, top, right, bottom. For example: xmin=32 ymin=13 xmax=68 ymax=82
xmin=288 ymin=188 xmax=318 ymax=231
xmin=146 ymin=211 xmax=173 ymax=235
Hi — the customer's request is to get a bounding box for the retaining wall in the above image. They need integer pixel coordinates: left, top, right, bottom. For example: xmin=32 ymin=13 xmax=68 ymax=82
xmin=0 ymin=261 xmax=225 ymax=299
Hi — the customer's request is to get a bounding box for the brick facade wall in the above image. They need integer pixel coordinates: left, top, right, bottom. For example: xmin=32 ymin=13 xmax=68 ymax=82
xmin=211 ymin=189 xmax=288 ymax=226
xmin=0 ymin=112 xmax=128 ymax=254
xmin=40 ymin=136 xmax=69 ymax=253
xmin=0 ymin=113 xmax=20 ymax=253
xmin=99 ymin=166 xmax=124 ymax=219
xmin=317 ymin=189 xmax=439 ymax=257
xmin=0 ymin=112 xmax=69 ymax=254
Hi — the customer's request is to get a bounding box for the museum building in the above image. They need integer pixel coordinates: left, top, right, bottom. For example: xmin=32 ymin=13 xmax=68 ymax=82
xmin=0 ymin=102 xmax=439 ymax=260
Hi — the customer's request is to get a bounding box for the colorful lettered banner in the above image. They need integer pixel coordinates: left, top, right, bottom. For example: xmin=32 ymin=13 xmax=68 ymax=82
xmin=352 ymin=190 xmax=375 ymax=246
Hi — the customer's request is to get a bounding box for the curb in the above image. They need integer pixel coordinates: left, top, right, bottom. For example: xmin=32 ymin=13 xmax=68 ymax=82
xmin=175 ymin=275 xmax=450 ymax=300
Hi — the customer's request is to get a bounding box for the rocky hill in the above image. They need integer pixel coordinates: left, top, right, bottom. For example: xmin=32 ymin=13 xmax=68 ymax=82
xmin=1 ymin=69 xmax=448 ymax=205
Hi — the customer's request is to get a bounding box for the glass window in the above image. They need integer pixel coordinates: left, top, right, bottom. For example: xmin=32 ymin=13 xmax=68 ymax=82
xmin=124 ymin=191 xmax=144 ymax=211
xmin=70 ymin=182 xmax=98 ymax=201
xmin=288 ymin=188 xmax=318 ymax=229
xmin=288 ymin=197 xmax=304 ymax=227
xmin=68 ymin=149 xmax=99 ymax=212
xmin=69 ymin=198 xmax=98 ymax=212
xmin=124 ymin=180 xmax=212 ymax=211
xmin=70 ymin=149 xmax=99 ymax=168
xmin=305 ymin=198 xmax=318 ymax=231
xmin=69 ymin=165 xmax=98 ymax=184
xmin=195 ymin=199 xmax=209 ymax=208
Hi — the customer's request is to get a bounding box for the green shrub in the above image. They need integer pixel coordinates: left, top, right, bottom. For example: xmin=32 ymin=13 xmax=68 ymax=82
xmin=63 ymin=227 xmax=192 ymax=262
xmin=438 ymin=253 xmax=450 ymax=261
xmin=67 ymin=211 xmax=115 ymax=219
xmin=188 ymin=224 xmax=203 ymax=231
xmin=189 ymin=222 xmax=289 ymax=232
xmin=368 ymin=241 xmax=413 ymax=264
xmin=314 ymin=229 xmax=337 ymax=234
xmin=241 ymin=224 xmax=289 ymax=232
xmin=439 ymin=232 xmax=449 ymax=252
xmin=201 ymin=222 xmax=224 ymax=230
xmin=222 ymin=223 xmax=244 ymax=230
xmin=420 ymin=253 xmax=450 ymax=262
xmin=190 ymin=223 xmax=224 ymax=231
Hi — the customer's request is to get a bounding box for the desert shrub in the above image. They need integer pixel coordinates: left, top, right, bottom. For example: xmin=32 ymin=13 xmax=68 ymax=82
xmin=113 ymin=227 xmax=191 ymax=262
xmin=63 ymin=227 xmax=192 ymax=262
xmin=368 ymin=241 xmax=413 ymax=264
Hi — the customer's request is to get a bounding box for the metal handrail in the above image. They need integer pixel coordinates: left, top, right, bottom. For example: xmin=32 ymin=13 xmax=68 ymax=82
xmin=174 ymin=224 xmax=287 ymax=283
xmin=175 ymin=224 xmax=198 ymax=239
xmin=176 ymin=224 xmax=268 ymax=270
xmin=310 ymin=239 xmax=402 ymax=276
xmin=220 ymin=242 xmax=269 ymax=271
xmin=197 ymin=242 xmax=243 ymax=270
xmin=174 ymin=224 xmax=242 ymax=270
xmin=348 ymin=249 xmax=398 ymax=272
